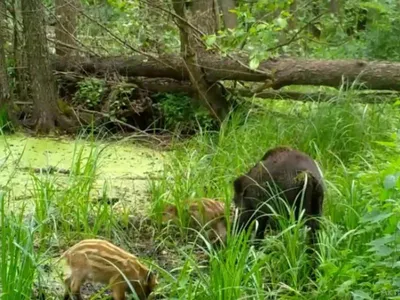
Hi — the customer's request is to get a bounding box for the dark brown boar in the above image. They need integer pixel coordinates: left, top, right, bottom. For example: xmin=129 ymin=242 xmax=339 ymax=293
xmin=232 ymin=146 xmax=325 ymax=247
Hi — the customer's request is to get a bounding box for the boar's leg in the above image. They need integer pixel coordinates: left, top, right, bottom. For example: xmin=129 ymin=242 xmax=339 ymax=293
xmin=63 ymin=275 xmax=83 ymax=300
xmin=111 ymin=282 xmax=127 ymax=300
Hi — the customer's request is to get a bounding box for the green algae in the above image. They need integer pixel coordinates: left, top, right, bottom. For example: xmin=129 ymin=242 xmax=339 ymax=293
xmin=0 ymin=133 xmax=166 ymax=213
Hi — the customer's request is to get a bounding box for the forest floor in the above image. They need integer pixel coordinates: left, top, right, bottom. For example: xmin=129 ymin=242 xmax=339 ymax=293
xmin=2 ymin=97 xmax=400 ymax=299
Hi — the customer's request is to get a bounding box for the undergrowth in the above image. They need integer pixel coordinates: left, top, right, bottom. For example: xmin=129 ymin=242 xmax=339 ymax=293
xmin=1 ymin=91 xmax=400 ymax=299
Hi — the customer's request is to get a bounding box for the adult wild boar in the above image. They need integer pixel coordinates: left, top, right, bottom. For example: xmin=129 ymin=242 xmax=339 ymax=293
xmin=232 ymin=146 xmax=325 ymax=247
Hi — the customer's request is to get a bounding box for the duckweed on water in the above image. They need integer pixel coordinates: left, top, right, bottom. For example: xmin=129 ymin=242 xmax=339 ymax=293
xmin=0 ymin=133 xmax=165 ymax=213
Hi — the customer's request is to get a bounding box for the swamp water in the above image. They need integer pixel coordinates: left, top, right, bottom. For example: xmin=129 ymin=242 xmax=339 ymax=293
xmin=0 ymin=133 xmax=165 ymax=211
xmin=0 ymin=133 xmax=168 ymax=298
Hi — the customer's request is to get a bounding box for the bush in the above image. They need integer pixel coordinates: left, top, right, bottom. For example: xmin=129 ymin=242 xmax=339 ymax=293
xmin=153 ymin=93 xmax=218 ymax=134
xmin=73 ymin=78 xmax=107 ymax=109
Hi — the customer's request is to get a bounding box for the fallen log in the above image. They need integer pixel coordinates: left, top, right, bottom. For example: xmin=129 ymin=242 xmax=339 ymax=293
xmin=52 ymin=54 xmax=400 ymax=91
xmin=53 ymin=73 xmax=400 ymax=104
xmin=135 ymin=78 xmax=400 ymax=103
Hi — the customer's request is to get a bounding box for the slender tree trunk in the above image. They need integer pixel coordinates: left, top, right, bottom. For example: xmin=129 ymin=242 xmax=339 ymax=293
xmin=55 ymin=0 xmax=77 ymax=57
xmin=188 ymin=0 xmax=220 ymax=37
xmin=0 ymin=0 xmax=10 ymax=105
xmin=22 ymin=0 xmax=64 ymax=133
xmin=330 ymin=0 xmax=340 ymax=15
xmin=172 ymin=0 xmax=230 ymax=122
xmin=217 ymin=0 xmax=237 ymax=29
xmin=288 ymin=0 xmax=297 ymax=30
xmin=307 ymin=0 xmax=321 ymax=38
xmin=11 ymin=0 xmax=29 ymax=103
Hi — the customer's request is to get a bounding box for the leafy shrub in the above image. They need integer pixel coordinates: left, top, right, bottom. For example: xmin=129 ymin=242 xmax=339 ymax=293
xmin=361 ymin=19 xmax=400 ymax=61
xmin=108 ymin=84 xmax=135 ymax=122
xmin=153 ymin=93 xmax=217 ymax=133
xmin=73 ymin=78 xmax=106 ymax=109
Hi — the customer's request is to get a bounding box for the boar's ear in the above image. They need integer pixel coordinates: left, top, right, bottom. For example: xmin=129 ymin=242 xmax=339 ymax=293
xmin=233 ymin=176 xmax=245 ymax=195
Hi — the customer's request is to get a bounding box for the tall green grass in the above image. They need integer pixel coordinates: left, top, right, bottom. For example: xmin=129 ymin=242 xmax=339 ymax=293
xmin=149 ymin=95 xmax=400 ymax=299
xmin=1 ymin=92 xmax=400 ymax=299
xmin=28 ymin=139 xmax=116 ymax=246
xmin=0 ymin=192 xmax=37 ymax=299
xmin=0 ymin=135 xmax=123 ymax=298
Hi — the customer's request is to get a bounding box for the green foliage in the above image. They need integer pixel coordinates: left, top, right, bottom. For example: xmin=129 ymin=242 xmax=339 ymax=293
xmin=203 ymin=0 xmax=400 ymax=63
xmin=361 ymin=20 xmax=400 ymax=61
xmin=108 ymin=84 xmax=135 ymax=122
xmin=29 ymin=140 xmax=116 ymax=242
xmin=2 ymin=95 xmax=400 ymax=298
xmin=149 ymin=91 xmax=400 ymax=298
xmin=0 ymin=105 xmax=12 ymax=134
xmin=73 ymin=78 xmax=106 ymax=109
xmin=154 ymin=93 xmax=217 ymax=134
xmin=0 ymin=156 xmax=36 ymax=300
xmin=0 ymin=199 xmax=37 ymax=300
xmin=79 ymin=0 xmax=179 ymax=55
xmin=6 ymin=0 xmax=400 ymax=297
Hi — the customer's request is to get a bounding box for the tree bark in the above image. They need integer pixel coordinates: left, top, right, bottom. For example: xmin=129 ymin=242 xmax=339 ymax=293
xmin=22 ymin=0 xmax=72 ymax=134
xmin=53 ymin=54 xmax=400 ymax=92
xmin=21 ymin=74 xmax=400 ymax=106
xmin=0 ymin=0 xmax=19 ymax=130
xmin=188 ymin=0 xmax=220 ymax=37
xmin=172 ymin=0 xmax=230 ymax=122
xmin=217 ymin=0 xmax=237 ymax=29
xmin=0 ymin=0 xmax=10 ymax=107
xmin=329 ymin=0 xmax=340 ymax=15
xmin=11 ymin=0 xmax=29 ymax=103
xmin=308 ymin=0 xmax=321 ymax=39
xmin=55 ymin=0 xmax=78 ymax=57
xmin=112 ymin=77 xmax=400 ymax=104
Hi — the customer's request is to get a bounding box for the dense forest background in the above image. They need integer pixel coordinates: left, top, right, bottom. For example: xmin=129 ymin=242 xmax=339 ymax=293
xmin=1 ymin=0 xmax=400 ymax=136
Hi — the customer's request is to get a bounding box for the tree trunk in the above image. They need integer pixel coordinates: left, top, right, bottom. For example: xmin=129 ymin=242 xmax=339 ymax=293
xmin=55 ymin=0 xmax=77 ymax=57
xmin=172 ymin=0 xmax=230 ymax=122
xmin=188 ymin=0 xmax=220 ymax=37
xmin=89 ymin=76 xmax=400 ymax=104
xmin=53 ymin=54 xmax=400 ymax=92
xmin=307 ymin=0 xmax=321 ymax=39
xmin=11 ymin=0 xmax=29 ymax=103
xmin=22 ymin=0 xmax=70 ymax=134
xmin=0 ymin=0 xmax=10 ymax=105
xmin=330 ymin=0 xmax=340 ymax=15
xmin=217 ymin=0 xmax=237 ymax=29
xmin=288 ymin=0 xmax=297 ymax=31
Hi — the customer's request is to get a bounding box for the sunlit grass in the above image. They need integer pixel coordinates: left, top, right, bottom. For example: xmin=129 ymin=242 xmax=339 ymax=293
xmin=149 ymin=94 xmax=400 ymax=299
xmin=1 ymin=91 xmax=400 ymax=299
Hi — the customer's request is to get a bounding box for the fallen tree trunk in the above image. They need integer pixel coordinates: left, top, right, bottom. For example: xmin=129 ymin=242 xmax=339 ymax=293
xmin=53 ymin=54 xmax=400 ymax=91
xmin=131 ymin=77 xmax=400 ymax=103
xmin=56 ymin=73 xmax=400 ymax=104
